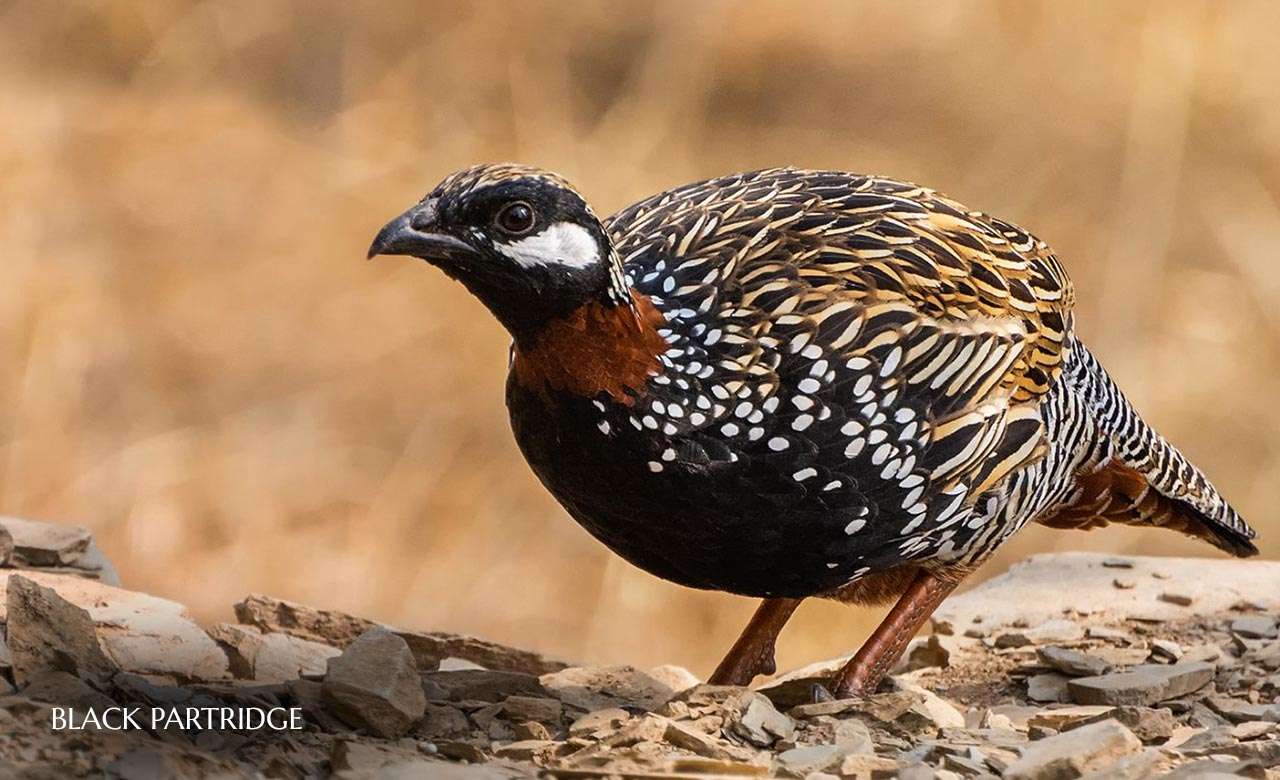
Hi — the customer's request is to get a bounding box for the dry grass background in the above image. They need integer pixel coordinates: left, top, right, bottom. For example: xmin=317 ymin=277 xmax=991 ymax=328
xmin=1 ymin=1 xmax=1277 ymax=678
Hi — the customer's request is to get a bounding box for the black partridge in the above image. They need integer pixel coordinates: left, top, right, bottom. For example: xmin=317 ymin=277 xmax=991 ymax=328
xmin=368 ymin=164 xmax=1257 ymax=695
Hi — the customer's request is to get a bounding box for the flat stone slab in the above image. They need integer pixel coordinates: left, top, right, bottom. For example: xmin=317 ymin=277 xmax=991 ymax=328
xmin=1066 ymin=662 xmax=1215 ymax=706
xmin=934 ymin=553 xmax=1280 ymax=635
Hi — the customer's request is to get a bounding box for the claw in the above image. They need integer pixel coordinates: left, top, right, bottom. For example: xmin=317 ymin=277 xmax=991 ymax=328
xmin=810 ymin=682 xmax=836 ymax=703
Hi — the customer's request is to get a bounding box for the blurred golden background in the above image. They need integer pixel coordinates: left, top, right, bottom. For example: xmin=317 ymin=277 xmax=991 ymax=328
xmin=2 ymin=1 xmax=1277 ymax=678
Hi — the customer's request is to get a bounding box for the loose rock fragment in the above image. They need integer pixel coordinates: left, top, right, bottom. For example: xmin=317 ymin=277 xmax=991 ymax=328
xmin=208 ymin=623 xmax=339 ymax=682
xmin=1230 ymin=616 xmax=1278 ymax=640
xmin=568 ymin=707 xmax=630 ymax=737
xmin=1038 ymin=646 xmax=1112 ymax=677
xmin=1067 ymin=662 xmax=1214 ymax=706
xmin=663 ymin=718 xmax=753 ymax=761
xmin=1204 ymin=695 xmax=1273 ymax=725
xmin=1026 ymin=705 xmax=1115 ymax=731
xmin=727 ymin=690 xmax=794 ymax=746
xmin=774 ymin=744 xmax=845 ymax=775
xmin=1148 ymin=638 xmax=1183 ymax=663
xmin=540 ymin=665 xmax=676 ymax=712
xmin=900 ymin=634 xmax=960 ymax=672
xmin=321 ymin=628 xmax=426 ymax=738
xmin=0 ymin=517 xmax=92 ymax=567
xmin=995 ymin=619 xmax=1085 ymax=648
xmin=4 ymin=574 xmax=118 ymax=686
xmin=1003 ymin=719 xmax=1142 ymax=780
xmin=1158 ymin=592 xmax=1194 ymax=607
xmin=1027 ymin=673 xmax=1072 ymax=703
xmin=19 ymin=670 xmax=118 ymax=712
xmin=500 ymin=694 xmax=562 ymax=724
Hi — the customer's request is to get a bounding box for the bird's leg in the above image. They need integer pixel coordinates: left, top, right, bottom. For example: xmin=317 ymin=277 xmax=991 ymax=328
xmin=708 ymin=597 xmax=803 ymax=686
xmin=829 ymin=569 xmax=961 ymax=697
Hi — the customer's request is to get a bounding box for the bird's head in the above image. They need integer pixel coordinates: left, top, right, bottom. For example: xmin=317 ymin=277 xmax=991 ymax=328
xmin=368 ymin=163 xmax=631 ymax=344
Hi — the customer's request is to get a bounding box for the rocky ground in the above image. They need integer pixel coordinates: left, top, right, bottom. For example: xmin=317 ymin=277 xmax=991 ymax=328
xmin=1 ymin=517 xmax=1279 ymax=779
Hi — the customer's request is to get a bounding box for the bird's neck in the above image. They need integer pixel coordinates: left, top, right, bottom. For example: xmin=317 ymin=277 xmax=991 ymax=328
xmin=511 ymin=291 xmax=667 ymax=405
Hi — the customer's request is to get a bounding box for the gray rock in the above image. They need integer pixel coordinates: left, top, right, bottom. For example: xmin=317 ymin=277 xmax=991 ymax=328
xmin=1204 ymin=695 xmax=1272 ymax=725
xmin=728 ymin=690 xmax=794 ymax=746
xmin=1171 ymin=725 xmax=1238 ymax=755
xmin=1027 ymin=673 xmax=1072 ymax=703
xmin=1038 ymin=646 xmax=1112 ymax=677
xmin=1067 ymin=662 xmax=1214 ymax=706
xmin=425 ymin=669 xmax=547 ymax=703
xmin=1069 ymin=705 xmax=1176 ymax=743
xmin=322 ymin=628 xmax=426 ymax=737
xmin=415 ymin=702 xmax=472 ymax=741
xmin=500 ymin=694 xmax=562 ymax=724
xmin=832 ymin=717 xmax=875 ymax=754
xmin=1230 ymin=616 xmax=1278 ymax=640
xmin=4 ymin=574 xmax=117 ymax=686
xmin=1027 ymin=705 xmax=1116 ymax=731
xmin=1003 ymin=719 xmax=1142 ymax=780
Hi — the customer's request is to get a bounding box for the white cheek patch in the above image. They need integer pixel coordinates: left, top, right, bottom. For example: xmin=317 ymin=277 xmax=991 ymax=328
xmin=493 ymin=222 xmax=600 ymax=269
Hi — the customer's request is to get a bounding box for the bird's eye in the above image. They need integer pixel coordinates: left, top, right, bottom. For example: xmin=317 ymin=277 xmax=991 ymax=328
xmin=495 ymin=201 xmax=536 ymax=235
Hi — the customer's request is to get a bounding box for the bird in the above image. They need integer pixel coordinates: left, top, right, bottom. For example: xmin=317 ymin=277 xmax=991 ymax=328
xmin=368 ymin=163 xmax=1258 ymax=696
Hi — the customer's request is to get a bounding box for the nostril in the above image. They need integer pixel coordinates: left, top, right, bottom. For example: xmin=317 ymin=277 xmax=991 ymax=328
xmin=409 ymin=211 xmax=433 ymax=231
xmin=409 ymin=198 xmax=439 ymax=231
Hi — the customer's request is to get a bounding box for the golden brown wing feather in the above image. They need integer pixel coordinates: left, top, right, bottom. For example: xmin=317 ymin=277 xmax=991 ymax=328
xmin=607 ymin=169 xmax=1074 ymax=553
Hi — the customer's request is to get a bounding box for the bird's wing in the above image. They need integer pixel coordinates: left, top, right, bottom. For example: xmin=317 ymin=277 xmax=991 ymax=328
xmin=608 ymin=169 xmax=1075 ymax=560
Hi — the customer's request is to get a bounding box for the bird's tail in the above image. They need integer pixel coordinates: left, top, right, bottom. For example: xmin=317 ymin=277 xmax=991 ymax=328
xmin=1039 ymin=343 xmax=1259 ymax=557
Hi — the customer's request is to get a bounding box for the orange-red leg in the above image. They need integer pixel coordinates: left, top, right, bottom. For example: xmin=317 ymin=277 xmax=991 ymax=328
xmin=830 ymin=569 xmax=961 ymax=697
xmin=708 ymin=597 xmax=802 ymax=686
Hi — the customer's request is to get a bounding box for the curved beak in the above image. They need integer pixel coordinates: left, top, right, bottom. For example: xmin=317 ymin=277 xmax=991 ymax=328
xmin=367 ymin=202 xmax=475 ymax=262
